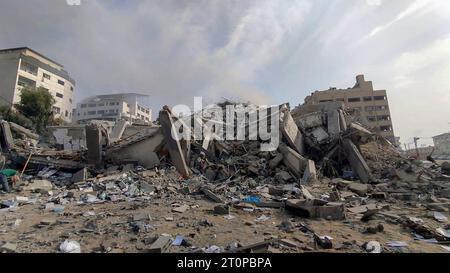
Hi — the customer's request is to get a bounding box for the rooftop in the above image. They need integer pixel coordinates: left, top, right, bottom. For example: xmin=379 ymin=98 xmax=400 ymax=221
xmin=0 ymin=47 xmax=64 ymax=68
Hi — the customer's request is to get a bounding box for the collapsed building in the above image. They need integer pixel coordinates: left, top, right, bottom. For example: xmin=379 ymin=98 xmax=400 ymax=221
xmin=0 ymin=100 xmax=449 ymax=253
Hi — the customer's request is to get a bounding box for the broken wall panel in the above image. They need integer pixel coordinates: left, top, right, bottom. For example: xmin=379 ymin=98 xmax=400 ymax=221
xmin=159 ymin=109 xmax=190 ymax=178
xmin=343 ymin=138 xmax=372 ymax=183
xmin=280 ymin=110 xmax=305 ymax=155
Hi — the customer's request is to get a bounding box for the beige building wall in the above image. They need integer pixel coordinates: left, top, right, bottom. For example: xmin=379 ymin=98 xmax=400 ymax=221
xmin=304 ymin=75 xmax=396 ymax=144
xmin=433 ymin=133 xmax=450 ymax=156
xmin=0 ymin=47 xmax=75 ymax=122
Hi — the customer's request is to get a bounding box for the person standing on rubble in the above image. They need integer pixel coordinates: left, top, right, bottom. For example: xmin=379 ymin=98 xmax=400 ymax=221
xmin=0 ymin=169 xmax=19 ymax=193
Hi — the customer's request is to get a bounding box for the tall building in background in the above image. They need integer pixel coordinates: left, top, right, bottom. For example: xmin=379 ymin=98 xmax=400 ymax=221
xmin=304 ymin=74 xmax=397 ymax=144
xmin=73 ymin=93 xmax=152 ymax=124
xmin=0 ymin=47 xmax=75 ymax=122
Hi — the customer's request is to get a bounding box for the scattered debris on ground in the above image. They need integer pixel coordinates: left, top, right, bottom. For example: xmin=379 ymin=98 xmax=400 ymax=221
xmin=0 ymin=101 xmax=449 ymax=253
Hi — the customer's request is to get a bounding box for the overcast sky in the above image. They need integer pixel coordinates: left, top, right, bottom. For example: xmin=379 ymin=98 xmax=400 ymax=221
xmin=0 ymin=0 xmax=449 ymax=146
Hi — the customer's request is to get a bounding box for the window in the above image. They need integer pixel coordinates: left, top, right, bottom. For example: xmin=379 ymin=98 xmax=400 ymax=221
xmin=88 ymin=111 xmax=96 ymax=115
xmin=348 ymin=97 xmax=361 ymax=103
xmin=374 ymin=96 xmax=386 ymax=101
xmin=43 ymin=73 xmax=51 ymax=80
xmin=58 ymin=80 xmax=65 ymax=86
xmin=17 ymin=76 xmax=36 ymax=88
xmin=115 ymin=109 xmax=119 ymax=113
xmin=53 ymin=106 xmax=61 ymax=114
xmin=20 ymin=62 xmax=38 ymax=76
xmin=319 ymin=100 xmax=333 ymax=103
xmin=117 ymin=102 xmax=119 ymax=105
xmin=70 ymin=86 xmax=74 ymax=91
xmin=88 ymin=103 xmax=96 ymax=107
xmin=81 ymin=104 xmax=87 ymax=108
xmin=65 ymin=110 xmax=68 ymax=117
xmin=109 ymin=102 xmax=116 ymax=106
xmin=363 ymin=96 xmax=372 ymax=101
xmin=365 ymin=106 xmax=374 ymax=112
xmin=56 ymin=93 xmax=63 ymax=98
xmin=98 ymin=110 xmax=105 ymax=114
xmin=69 ymin=98 xmax=72 ymax=103
xmin=98 ymin=103 xmax=105 ymax=107
xmin=336 ymin=98 xmax=345 ymax=102
xmin=109 ymin=110 xmax=115 ymax=113
xmin=380 ymin=126 xmax=392 ymax=132
xmin=367 ymin=116 xmax=377 ymax=122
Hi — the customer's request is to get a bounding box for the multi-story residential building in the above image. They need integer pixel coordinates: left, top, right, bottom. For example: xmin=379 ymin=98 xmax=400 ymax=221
xmin=73 ymin=93 xmax=152 ymax=124
xmin=432 ymin=133 xmax=450 ymax=157
xmin=304 ymin=74 xmax=397 ymax=144
xmin=0 ymin=47 xmax=75 ymax=122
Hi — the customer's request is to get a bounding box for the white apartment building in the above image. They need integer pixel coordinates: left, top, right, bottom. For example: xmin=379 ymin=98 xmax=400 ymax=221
xmin=73 ymin=93 xmax=152 ymax=124
xmin=0 ymin=47 xmax=75 ymax=122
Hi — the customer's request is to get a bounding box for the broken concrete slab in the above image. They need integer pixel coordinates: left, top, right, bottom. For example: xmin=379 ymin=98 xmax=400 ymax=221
xmin=9 ymin=122 xmax=39 ymax=140
xmin=0 ymin=120 xmax=14 ymax=151
xmin=278 ymin=143 xmax=307 ymax=178
xmin=85 ymin=124 xmax=103 ymax=167
xmin=343 ymin=139 xmax=372 ymax=183
xmin=229 ymin=239 xmax=274 ymax=253
xmin=172 ymin=204 xmax=189 ymax=213
xmin=280 ymin=110 xmax=305 ymax=155
xmin=310 ymin=127 xmax=329 ymax=143
xmin=300 ymin=185 xmax=315 ymax=200
xmin=286 ymin=199 xmax=345 ymax=220
xmin=269 ymin=154 xmax=283 ymax=169
xmin=296 ymin=111 xmax=324 ymax=129
xmin=348 ymin=183 xmax=369 ymax=196
xmin=159 ymin=109 xmax=190 ymax=178
xmin=110 ymin=119 xmax=129 ymax=142
xmin=327 ymin=109 xmax=341 ymax=138
xmin=302 ymin=160 xmax=317 ymax=184
xmin=201 ymin=187 xmax=224 ymax=203
xmin=23 ymin=180 xmax=53 ymax=192
xmin=347 ymin=203 xmax=382 ymax=214
xmin=148 ymin=235 xmax=172 ymax=253
xmin=338 ymin=109 xmax=347 ymax=132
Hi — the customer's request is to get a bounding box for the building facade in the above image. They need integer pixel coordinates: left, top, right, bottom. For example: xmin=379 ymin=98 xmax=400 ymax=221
xmin=73 ymin=93 xmax=152 ymax=124
xmin=0 ymin=47 xmax=75 ymax=122
xmin=432 ymin=133 xmax=450 ymax=157
xmin=304 ymin=75 xmax=396 ymax=144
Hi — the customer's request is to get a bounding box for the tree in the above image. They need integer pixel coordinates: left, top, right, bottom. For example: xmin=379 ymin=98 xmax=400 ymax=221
xmin=15 ymin=87 xmax=56 ymax=133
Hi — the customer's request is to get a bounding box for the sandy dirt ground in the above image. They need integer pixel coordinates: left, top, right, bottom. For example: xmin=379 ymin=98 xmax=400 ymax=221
xmin=1 ymin=188 xmax=448 ymax=253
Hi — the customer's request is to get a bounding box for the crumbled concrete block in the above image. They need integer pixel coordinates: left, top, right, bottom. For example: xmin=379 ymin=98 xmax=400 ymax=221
xmin=302 ymin=160 xmax=317 ymax=184
xmin=148 ymin=235 xmax=172 ymax=253
xmin=348 ymin=183 xmax=369 ymax=196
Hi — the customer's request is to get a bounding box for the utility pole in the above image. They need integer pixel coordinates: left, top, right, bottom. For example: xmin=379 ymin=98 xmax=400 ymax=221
xmin=413 ymin=137 xmax=420 ymax=158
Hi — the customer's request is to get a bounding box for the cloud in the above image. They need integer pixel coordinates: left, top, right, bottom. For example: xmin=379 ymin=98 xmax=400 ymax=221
xmin=367 ymin=0 xmax=432 ymax=38
xmin=0 ymin=0 xmax=450 ymax=145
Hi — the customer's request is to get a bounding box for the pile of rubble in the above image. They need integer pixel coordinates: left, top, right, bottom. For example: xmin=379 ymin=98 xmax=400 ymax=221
xmin=0 ymin=100 xmax=449 ymax=253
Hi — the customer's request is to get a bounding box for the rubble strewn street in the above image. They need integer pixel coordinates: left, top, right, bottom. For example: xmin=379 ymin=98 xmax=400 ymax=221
xmin=0 ymin=101 xmax=449 ymax=253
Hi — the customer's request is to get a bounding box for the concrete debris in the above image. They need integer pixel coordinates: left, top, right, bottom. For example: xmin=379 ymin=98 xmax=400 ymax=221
xmin=0 ymin=99 xmax=448 ymax=253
